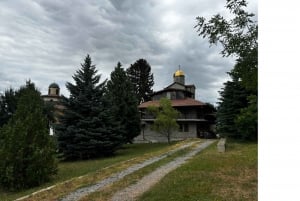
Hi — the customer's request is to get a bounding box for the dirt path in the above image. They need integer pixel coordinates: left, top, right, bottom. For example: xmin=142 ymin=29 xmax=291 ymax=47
xmin=110 ymin=140 xmax=215 ymax=201
xmin=60 ymin=140 xmax=199 ymax=201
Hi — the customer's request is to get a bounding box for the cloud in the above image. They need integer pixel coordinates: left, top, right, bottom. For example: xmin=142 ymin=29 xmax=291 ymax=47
xmin=0 ymin=0 xmax=257 ymax=105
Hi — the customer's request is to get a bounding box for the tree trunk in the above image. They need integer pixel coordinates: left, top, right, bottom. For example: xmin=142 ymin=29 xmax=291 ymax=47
xmin=167 ymin=132 xmax=171 ymax=144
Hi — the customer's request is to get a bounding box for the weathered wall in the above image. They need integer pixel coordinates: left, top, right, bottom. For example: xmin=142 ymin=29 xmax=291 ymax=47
xmin=134 ymin=122 xmax=197 ymax=143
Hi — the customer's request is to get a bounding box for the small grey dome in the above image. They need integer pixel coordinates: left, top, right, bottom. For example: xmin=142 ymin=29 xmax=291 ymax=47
xmin=49 ymin=83 xmax=59 ymax=89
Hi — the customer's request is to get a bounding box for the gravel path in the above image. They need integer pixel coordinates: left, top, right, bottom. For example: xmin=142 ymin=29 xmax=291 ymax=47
xmin=111 ymin=140 xmax=216 ymax=201
xmin=60 ymin=141 xmax=198 ymax=201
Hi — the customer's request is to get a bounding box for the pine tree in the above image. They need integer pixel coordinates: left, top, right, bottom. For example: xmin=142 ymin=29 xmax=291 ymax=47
xmin=107 ymin=62 xmax=141 ymax=143
xmin=55 ymin=55 xmax=123 ymax=160
xmin=0 ymin=81 xmax=57 ymax=190
xmin=216 ymin=77 xmax=249 ymax=139
xmin=126 ymin=59 xmax=154 ymax=103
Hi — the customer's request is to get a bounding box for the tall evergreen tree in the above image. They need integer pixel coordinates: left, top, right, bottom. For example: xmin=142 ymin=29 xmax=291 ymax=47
xmin=0 ymin=81 xmax=57 ymax=190
xmin=55 ymin=55 xmax=123 ymax=160
xmin=107 ymin=62 xmax=141 ymax=143
xmin=216 ymin=77 xmax=249 ymax=139
xmin=126 ymin=59 xmax=154 ymax=103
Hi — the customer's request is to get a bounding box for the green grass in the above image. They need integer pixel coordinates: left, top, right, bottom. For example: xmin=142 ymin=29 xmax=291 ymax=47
xmin=138 ymin=140 xmax=257 ymax=201
xmin=79 ymin=144 xmax=196 ymax=201
xmin=0 ymin=143 xmax=172 ymax=201
xmin=0 ymin=140 xmax=257 ymax=201
xmin=57 ymin=143 xmax=172 ymax=181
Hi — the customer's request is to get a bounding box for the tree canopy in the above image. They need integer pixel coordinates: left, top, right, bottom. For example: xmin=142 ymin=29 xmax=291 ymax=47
xmin=0 ymin=81 xmax=54 ymax=128
xmin=126 ymin=59 xmax=154 ymax=103
xmin=55 ymin=55 xmax=123 ymax=160
xmin=147 ymin=98 xmax=179 ymax=144
xmin=0 ymin=88 xmax=17 ymax=127
xmin=0 ymin=81 xmax=57 ymax=190
xmin=195 ymin=0 xmax=257 ymax=140
xmin=107 ymin=62 xmax=141 ymax=143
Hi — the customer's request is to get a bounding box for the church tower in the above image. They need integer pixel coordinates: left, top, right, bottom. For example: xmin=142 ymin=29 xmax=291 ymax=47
xmin=42 ymin=83 xmax=61 ymax=102
xmin=173 ymin=69 xmax=185 ymax=85
xmin=48 ymin=83 xmax=60 ymax=96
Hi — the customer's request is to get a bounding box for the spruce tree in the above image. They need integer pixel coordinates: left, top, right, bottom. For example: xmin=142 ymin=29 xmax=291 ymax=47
xmin=0 ymin=81 xmax=57 ymax=190
xmin=55 ymin=55 xmax=123 ymax=160
xmin=126 ymin=59 xmax=154 ymax=103
xmin=107 ymin=62 xmax=141 ymax=143
xmin=216 ymin=77 xmax=249 ymax=139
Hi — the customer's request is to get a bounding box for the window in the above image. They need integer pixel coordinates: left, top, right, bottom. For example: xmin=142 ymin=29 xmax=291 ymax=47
xmin=179 ymin=123 xmax=189 ymax=132
xmin=184 ymin=124 xmax=189 ymax=132
xmin=167 ymin=92 xmax=171 ymax=99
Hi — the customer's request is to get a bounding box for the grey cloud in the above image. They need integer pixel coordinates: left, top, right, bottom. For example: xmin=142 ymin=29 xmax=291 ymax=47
xmin=0 ymin=0 xmax=257 ymax=104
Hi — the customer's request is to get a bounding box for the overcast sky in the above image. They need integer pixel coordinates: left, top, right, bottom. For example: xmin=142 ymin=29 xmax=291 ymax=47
xmin=0 ymin=0 xmax=257 ymax=105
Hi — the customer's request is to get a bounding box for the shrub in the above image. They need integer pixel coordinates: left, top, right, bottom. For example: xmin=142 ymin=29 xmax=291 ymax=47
xmin=0 ymin=82 xmax=57 ymax=190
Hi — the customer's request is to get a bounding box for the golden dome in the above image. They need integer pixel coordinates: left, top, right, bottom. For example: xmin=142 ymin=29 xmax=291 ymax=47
xmin=174 ymin=70 xmax=184 ymax=77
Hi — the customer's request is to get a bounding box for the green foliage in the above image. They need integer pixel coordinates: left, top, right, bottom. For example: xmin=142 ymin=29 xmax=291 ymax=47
xmin=195 ymin=0 xmax=257 ymax=140
xmin=0 ymin=81 xmax=54 ymax=128
xmin=55 ymin=55 xmax=124 ymax=160
xmin=126 ymin=59 xmax=154 ymax=103
xmin=107 ymin=62 xmax=141 ymax=143
xmin=0 ymin=88 xmax=17 ymax=127
xmin=195 ymin=0 xmax=257 ymax=92
xmin=0 ymin=82 xmax=57 ymax=190
xmin=147 ymin=98 xmax=179 ymax=144
xmin=216 ymin=79 xmax=249 ymax=138
xmin=235 ymin=95 xmax=257 ymax=140
xmin=0 ymin=143 xmax=172 ymax=201
xmin=195 ymin=0 xmax=257 ymax=57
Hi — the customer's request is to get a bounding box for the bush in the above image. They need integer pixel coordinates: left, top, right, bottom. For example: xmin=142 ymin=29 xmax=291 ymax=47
xmin=0 ymin=82 xmax=57 ymax=190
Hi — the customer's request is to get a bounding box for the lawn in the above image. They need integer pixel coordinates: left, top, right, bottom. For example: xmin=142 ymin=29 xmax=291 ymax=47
xmin=138 ymin=140 xmax=258 ymax=201
xmin=79 ymin=144 xmax=196 ymax=201
xmin=0 ymin=142 xmax=172 ymax=201
xmin=0 ymin=140 xmax=257 ymax=201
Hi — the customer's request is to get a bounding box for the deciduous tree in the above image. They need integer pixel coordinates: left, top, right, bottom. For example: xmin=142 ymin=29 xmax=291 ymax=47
xmin=195 ymin=0 xmax=257 ymax=140
xmin=147 ymin=98 xmax=179 ymax=144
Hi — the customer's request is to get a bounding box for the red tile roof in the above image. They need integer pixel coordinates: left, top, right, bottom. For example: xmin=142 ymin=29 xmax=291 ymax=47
xmin=138 ymin=98 xmax=206 ymax=108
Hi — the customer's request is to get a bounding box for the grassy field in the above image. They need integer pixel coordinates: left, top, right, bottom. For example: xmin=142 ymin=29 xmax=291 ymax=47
xmin=0 ymin=142 xmax=173 ymax=201
xmin=138 ymin=140 xmax=257 ymax=201
xmin=0 ymin=140 xmax=257 ymax=201
xmin=79 ymin=144 xmax=196 ymax=201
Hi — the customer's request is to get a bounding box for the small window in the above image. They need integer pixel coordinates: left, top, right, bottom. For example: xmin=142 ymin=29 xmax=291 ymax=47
xmin=179 ymin=124 xmax=183 ymax=132
xmin=179 ymin=123 xmax=189 ymax=132
xmin=184 ymin=124 xmax=189 ymax=132
xmin=167 ymin=92 xmax=171 ymax=99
